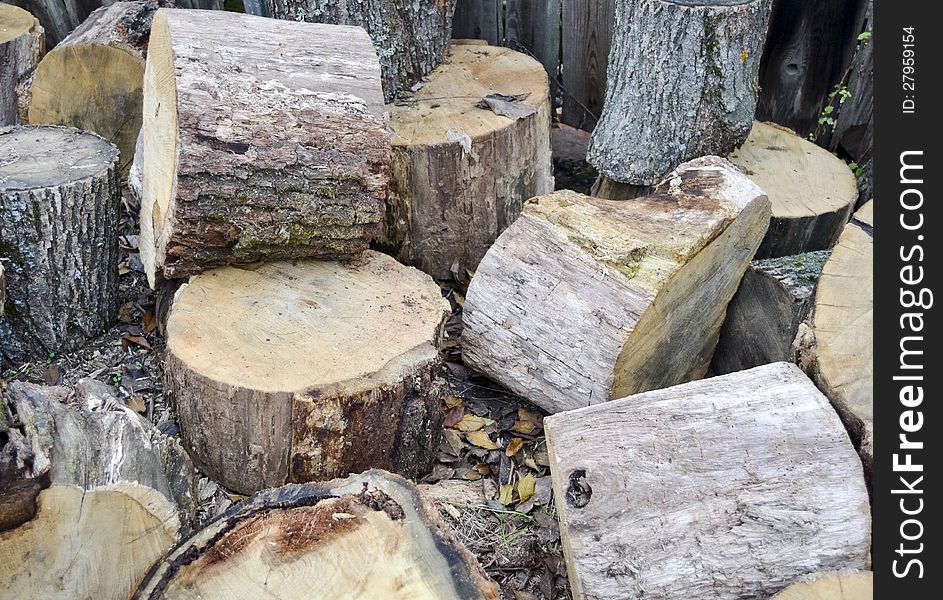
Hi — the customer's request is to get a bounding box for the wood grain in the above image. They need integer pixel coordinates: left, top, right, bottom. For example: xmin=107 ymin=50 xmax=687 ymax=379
xmin=561 ymin=0 xmax=613 ymax=131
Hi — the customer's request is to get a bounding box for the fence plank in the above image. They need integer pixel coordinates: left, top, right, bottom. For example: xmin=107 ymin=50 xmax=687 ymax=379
xmin=452 ymin=0 xmax=502 ymax=45
xmin=561 ymin=0 xmax=614 ymax=130
xmin=505 ymin=0 xmax=561 ymax=103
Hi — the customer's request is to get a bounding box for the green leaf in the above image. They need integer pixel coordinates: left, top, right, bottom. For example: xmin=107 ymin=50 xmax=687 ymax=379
xmin=858 ymin=31 xmax=872 ymax=42
xmin=499 ymin=484 xmax=515 ymax=506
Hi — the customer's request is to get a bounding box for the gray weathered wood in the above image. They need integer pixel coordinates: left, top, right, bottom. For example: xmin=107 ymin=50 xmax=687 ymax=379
xmin=587 ymin=0 xmax=771 ymax=185
xmin=545 ymin=362 xmax=871 ymax=600
xmin=561 ymin=0 xmax=613 ymax=131
xmin=452 ymin=0 xmax=501 ymax=44
xmin=505 ymin=0 xmax=561 ymax=103
xmin=0 ymin=3 xmax=43 ymax=126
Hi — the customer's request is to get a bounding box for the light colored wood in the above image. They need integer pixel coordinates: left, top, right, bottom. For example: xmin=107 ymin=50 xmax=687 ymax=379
xmin=383 ymin=43 xmax=553 ymax=279
xmin=797 ymin=201 xmax=873 ymax=477
xmin=140 ymin=8 xmax=389 ymax=286
xmin=545 ymin=362 xmax=871 ymax=600
xmin=166 ymin=251 xmax=451 ymax=494
xmin=462 ymin=156 xmax=770 ymax=413
xmin=772 ymin=571 xmax=873 ymax=600
xmin=134 ymin=470 xmax=501 ymax=600
xmin=729 ymin=121 xmax=859 ymax=258
xmin=0 ymin=2 xmax=43 ymax=126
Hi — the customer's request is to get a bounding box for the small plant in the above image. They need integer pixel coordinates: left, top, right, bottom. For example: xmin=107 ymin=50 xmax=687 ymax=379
xmin=858 ymin=30 xmax=872 ymax=43
xmin=848 ymin=161 xmax=865 ymax=178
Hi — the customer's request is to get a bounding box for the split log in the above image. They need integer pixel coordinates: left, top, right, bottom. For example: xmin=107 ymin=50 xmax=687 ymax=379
xmin=140 ymin=8 xmax=389 ymax=286
xmin=772 ymin=571 xmax=873 ymax=600
xmin=382 ymin=43 xmax=553 ymax=279
xmin=165 ymin=251 xmax=451 ymax=494
xmin=262 ymin=0 xmax=456 ymax=102
xmin=25 ymin=1 xmax=160 ymax=171
xmin=134 ymin=470 xmax=499 ymax=599
xmin=711 ymin=250 xmax=829 ymax=374
xmin=0 ymin=380 xmax=196 ymax=599
xmin=544 ymin=362 xmax=871 ymax=600
xmin=586 ymin=0 xmax=772 ymax=186
xmin=0 ymin=125 xmax=120 ymax=366
xmin=729 ymin=120 xmax=858 ymax=258
xmin=0 ymin=3 xmax=43 ymax=126
xmin=796 ymin=201 xmax=873 ymax=479
xmin=462 ymin=156 xmax=771 ymax=413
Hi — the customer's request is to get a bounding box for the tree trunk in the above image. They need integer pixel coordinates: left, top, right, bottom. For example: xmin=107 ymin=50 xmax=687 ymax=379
xmin=771 ymin=571 xmax=873 ymax=600
xmin=24 ymin=1 xmax=160 ymax=172
xmin=796 ymin=201 xmax=873 ymax=481
xmin=0 ymin=125 xmax=120 ymax=366
xmin=711 ymin=250 xmax=829 ymax=374
xmin=729 ymin=121 xmax=858 ymax=258
xmin=165 ymin=251 xmax=450 ymax=494
xmin=0 ymin=380 xmax=196 ymax=600
xmin=587 ymin=0 xmax=772 ymax=186
xmin=134 ymin=470 xmax=499 ymax=599
xmin=262 ymin=0 xmax=457 ymax=102
xmin=140 ymin=8 xmax=390 ymax=287
xmin=381 ymin=43 xmax=553 ymax=280
xmin=462 ymin=156 xmax=771 ymax=414
xmin=0 ymin=3 xmax=43 ymax=126
xmin=544 ymin=362 xmax=871 ymax=600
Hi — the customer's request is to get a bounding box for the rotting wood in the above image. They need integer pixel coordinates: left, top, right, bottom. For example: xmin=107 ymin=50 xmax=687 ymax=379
xmin=0 ymin=2 xmax=43 ymax=126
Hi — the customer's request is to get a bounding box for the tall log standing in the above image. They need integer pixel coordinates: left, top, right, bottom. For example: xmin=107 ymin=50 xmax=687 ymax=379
xmin=0 ymin=381 xmax=196 ymax=600
xmin=0 ymin=126 xmax=120 ymax=366
xmin=462 ymin=157 xmax=771 ymax=414
xmin=586 ymin=0 xmax=772 ymax=186
xmin=383 ymin=43 xmax=553 ymax=279
xmin=545 ymin=362 xmax=871 ymax=600
xmin=0 ymin=3 xmax=43 ymax=126
xmin=261 ymin=0 xmax=456 ymax=102
xmin=729 ymin=120 xmax=858 ymax=258
xmin=140 ymin=8 xmax=390 ymax=286
xmin=165 ymin=252 xmax=450 ymax=494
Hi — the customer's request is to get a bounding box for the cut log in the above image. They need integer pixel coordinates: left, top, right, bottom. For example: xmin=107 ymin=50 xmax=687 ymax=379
xmin=262 ymin=0 xmax=457 ymax=102
xmin=0 ymin=3 xmax=43 ymax=126
xmin=711 ymin=250 xmax=829 ymax=374
xmin=772 ymin=571 xmax=873 ymax=600
xmin=462 ymin=156 xmax=771 ymax=413
xmin=25 ymin=1 xmax=160 ymax=171
xmin=165 ymin=251 xmax=450 ymax=494
xmin=586 ymin=0 xmax=772 ymax=186
xmin=0 ymin=380 xmax=196 ymax=599
xmin=796 ymin=201 xmax=873 ymax=479
xmin=382 ymin=43 xmax=553 ymax=279
xmin=0 ymin=125 xmax=120 ymax=366
xmin=140 ymin=8 xmax=389 ymax=286
xmin=544 ymin=362 xmax=871 ymax=600
xmin=729 ymin=120 xmax=859 ymax=258
xmin=134 ymin=470 xmax=499 ymax=599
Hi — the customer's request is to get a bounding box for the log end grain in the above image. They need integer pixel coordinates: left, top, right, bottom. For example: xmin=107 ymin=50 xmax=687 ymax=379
xmin=0 ymin=3 xmax=44 ymax=126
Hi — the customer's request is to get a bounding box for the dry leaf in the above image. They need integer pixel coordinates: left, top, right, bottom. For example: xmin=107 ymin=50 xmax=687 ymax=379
xmin=533 ymin=450 xmax=550 ymax=467
xmin=143 ymin=310 xmax=157 ymax=334
xmin=466 ymin=430 xmax=499 ymax=450
xmin=505 ymin=437 xmax=524 ymax=456
xmin=511 ymin=420 xmax=538 ymax=435
xmin=442 ymin=394 xmax=463 ymax=410
xmin=126 ymin=395 xmax=146 ymax=413
xmin=499 ymin=483 xmax=515 ymax=506
xmin=443 ymin=406 xmax=464 ymax=427
xmin=455 ymin=414 xmax=492 ymax=432
xmin=517 ymin=473 xmax=536 ymax=502
xmin=121 ymin=334 xmax=152 ymax=350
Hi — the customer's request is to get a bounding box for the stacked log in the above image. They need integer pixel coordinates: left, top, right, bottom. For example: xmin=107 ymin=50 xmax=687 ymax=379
xmin=462 ymin=156 xmax=770 ymax=413
xmin=0 ymin=2 xmax=43 ymax=126
xmin=544 ymin=362 xmax=871 ymax=600
xmin=139 ymin=8 xmax=390 ymax=286
xmin=383 ymin=42 xmax=553 ymax=279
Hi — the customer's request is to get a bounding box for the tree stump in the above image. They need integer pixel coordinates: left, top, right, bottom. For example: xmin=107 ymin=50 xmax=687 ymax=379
xmin=796 ymin=201 xmax=873 ymax=479
xmin=24 ymin=1 xmax=161 ymax=171
xmin=729 ymin=120 xmax=858 ymax=258
xmin=0 ymin=380 xmax=196 ymax=600
xmin=134 ymin=470 xmax=499 ymax=599
xmin=0 ymin=125 xmax=120 ymax=366
xmin=772 ymin=571 xmax=873 ymax=600
xmin=261 ymin=0 xmax=457 ymax=102
xmin=462 ymin=156 xmax=771 ymax=413
xmin=544 ymin=362 xmax=871 ymax=600
xmin=165 ymin=251 xmax=450 ymax=494
xmin=0 ymin=3 xmax=43 ymax=126
xmin=140 ymin=8 xmax=390 ymax=286
xmin=382 ymin=43 xmax=553 ymax=279
xmin=711 ymin=250 xmax=829 ymax=374
xmin=586 ymin=0 xmax=772 ymax=186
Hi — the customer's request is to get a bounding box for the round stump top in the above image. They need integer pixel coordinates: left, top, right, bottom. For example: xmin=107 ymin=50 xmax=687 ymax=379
xmin=0 ymin=3 xmax=36 ymax=45
xmin=166 ymin=251 xmax=450 ymax=393
xmin=0 ymin=126 xmax=119 ymax=192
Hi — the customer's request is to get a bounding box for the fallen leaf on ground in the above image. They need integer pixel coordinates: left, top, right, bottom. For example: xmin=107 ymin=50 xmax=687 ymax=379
xmin=455 ymin=414 xmax=492 ymax=432
xmin=517 ymin=473 xmax=536 ymax=503
xmin=505 ymin=437 xmax=524 ymax=456
xmin=121 ymin=334 xmax=151 ymax=350
xmin=126 ymin=395 xmax=146 ymax=413
xmin=467 ymin=430 xmax=499 ymax=450
xmin=499 ymin=483 xmax=515 ymax=506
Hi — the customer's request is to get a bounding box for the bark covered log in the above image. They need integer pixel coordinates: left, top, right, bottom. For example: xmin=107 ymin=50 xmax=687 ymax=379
xmin=382 ymin=43 xmax=553 ymax=279
xmin=545 ymin=362 xmax=871 ymax=600
xmin=140 ymin=8 xmax=390 ymax=286
xmin=587 ymin=0 xmax=772 ymax=185
xmin=165 ymin=251 xmax=450 ymax=494
xmin=462 ymin=156 xmax=771 ymax=413
xmin=0 ymin=380 xmax=196 ymax=599
xmin=0 ymin=125 xmax=120 ymax=366
xmin=772 ymin=571 xmax=873 ymax=600
xmin=262 ymin=0 xmax=456 ymax=102
xmin=0 ymin=3 xmax=43 ymax=126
